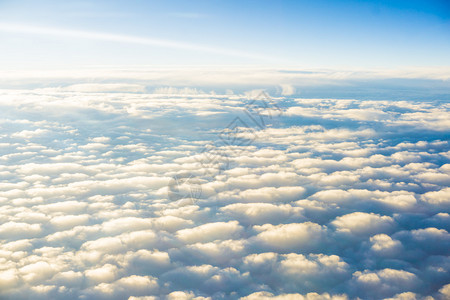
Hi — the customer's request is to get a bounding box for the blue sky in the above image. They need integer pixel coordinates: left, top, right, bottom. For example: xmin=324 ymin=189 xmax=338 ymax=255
xmin=0 ymin=0 xmax=449 ymax=68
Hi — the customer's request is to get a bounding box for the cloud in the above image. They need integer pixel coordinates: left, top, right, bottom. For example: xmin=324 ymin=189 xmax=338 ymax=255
xmin=421 ymin=187 xmax=450 ymax=207
xmin=280 ymin=84 xmax=296 ymax=96
xmin=352 ymin=269 xmax=420 ymax=298
xmin=439 ymin=284 xmax=450 ymax=299
xmin=11 ymin=129 xmax=49 ymax=139
xmin=38 ymin=84 xmax=147 ymax=93
xmin=369 ymin=234 xmax=403 ymax=257
xmin=0 ymin=222 xmax=42 ymax=239
xmin=0 ymin=23 xmax=272 ymax=61
xmin=331 ymin=212 xmax=395 ymax=236
xmin=176 ymin=221 xmax=243 ymax=244
xmin=241 ymin=292 xmax=348 ymax=299
xmin=220 ymin=202 xmax=304 ymax=225
xmin=253 ymin=222 xmax=328 ymax=252
xmin=0 ymin=86 xmax=448 ymax=299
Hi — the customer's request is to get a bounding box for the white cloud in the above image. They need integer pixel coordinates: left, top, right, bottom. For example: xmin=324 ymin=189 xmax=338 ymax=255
xmin=421 ymin=187 xmax=450 ymax=207
xmin=0 ymin=87 xmax=448 ymax=299
xmin=0 ymin=23 xmax=271 ymax=61
xmin=241 ymin=292 xmax=348 ymax=299
xmin=253 ymin=222 xmax=327 ymax=251
xmin=220 ymin=202 xmax=304 ymax=224
xmin=0 ymin=222 xmax=42 ymax=239
xmin=176 ymin=221 xmax=243 ymax=244
xmin=369 ymin=234 xmax=403 ymax=257
xmin=331 ymin=212 xmax=395 ymax=236
xmin=280 ymin=84 xmax=296 ymax=96
xmin=352 ymin=269 xmax=420 ymax=298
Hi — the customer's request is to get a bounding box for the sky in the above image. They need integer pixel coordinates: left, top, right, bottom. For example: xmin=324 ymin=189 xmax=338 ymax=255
xmin=0 ymin=0 xmax=449 ymax=68
xmin=0 ymin=1 xmax=450 ymax=300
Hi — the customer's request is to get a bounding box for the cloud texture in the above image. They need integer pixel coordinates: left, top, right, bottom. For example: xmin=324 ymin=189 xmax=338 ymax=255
xmin=0 ymin=84 xmax=448 ymax=299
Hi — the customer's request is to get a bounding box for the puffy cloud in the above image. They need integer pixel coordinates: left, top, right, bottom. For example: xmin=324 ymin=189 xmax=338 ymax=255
xmin=50 ymin=214 xmax=90 ymax=230
xmin=278 ymin=253 xmax=349 ymax=288
xmin=279 ymin=84 xmax=296 ymax=96
xmin=0 ymin=269 xmax=20 ymax=290
xmin=0 ymin=222 xmax=42 ymax=239
xmin=421 ymin=187 xmax=450 ymax=207
xmin=241 ymin=252 xmax=350 ymax=294
xmin=0 ymin=86 xmax=448 ymax=299
xmin=83 ymin=275 xmax=159 ymax=299
xmin=439 ymin=284 xmax=450 ymax=299
xmin=352 ymin=268 xmax=420 ymax=298
xmin=166 ymin=291 xmax=211 ymax=300
xmin=236 ymin=186 xmax=305 ymax=203
xmin=84 ymin=264 xmax=119 ymax=284
xmin=331 ymin=212 xmax=395 ymax=236
xmin=176 ymin=221 xmax=243 ymax=244
xmin=241 ymin=292 xmax=347 ymax=299
xmin=384 ymin=292 xmax=419 ymax=300
xmin=253 ymin=222 xmax=327 ymax=251
xmin=183 ymin=239 xmax=247 ymax=264
xmin=395 ymin=227 xmax=450 ymax=256
xmin=369 ymin=234 xmax=403 ymax=257
xmin=220 ymin=203 xmax=304 ymax=224
xmin=19 ymin=261 xmax=57 ymax=284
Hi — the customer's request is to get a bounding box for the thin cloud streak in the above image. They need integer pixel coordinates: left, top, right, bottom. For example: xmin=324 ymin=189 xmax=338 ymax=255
xmin=0 ymin=22 xmax=273 ymax=61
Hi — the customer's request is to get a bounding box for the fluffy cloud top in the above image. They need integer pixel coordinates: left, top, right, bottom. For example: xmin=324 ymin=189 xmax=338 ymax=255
xmin=0 ymin=85 xmax=448 ymax=299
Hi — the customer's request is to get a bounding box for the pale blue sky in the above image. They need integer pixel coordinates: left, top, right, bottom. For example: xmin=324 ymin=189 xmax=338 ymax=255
xmin=0 ymin=0 xmax=449 ymax=68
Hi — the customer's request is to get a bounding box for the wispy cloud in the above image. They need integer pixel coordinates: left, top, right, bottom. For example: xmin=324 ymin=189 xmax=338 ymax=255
xmin=0 ymin=22 xmax=272 ymax=61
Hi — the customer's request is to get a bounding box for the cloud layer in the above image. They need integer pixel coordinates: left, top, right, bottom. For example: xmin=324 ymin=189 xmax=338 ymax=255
xmin=0 ymin=85 xmax=449 ymax=299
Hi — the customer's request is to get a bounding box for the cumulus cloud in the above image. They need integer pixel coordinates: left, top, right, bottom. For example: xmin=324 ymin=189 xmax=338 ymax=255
xmin=253 ymin=222 xmax=328 ymax=252
xmin=331 ymin=212 xmax=395 ymax=236
xmin=369 ymin=234 xmax=403 ymax=257
xmin=352 ymin=268 xmax=420 ymax=298
xmin=0 ymin=84 xmax=448 ymax=299
xmin=279 ymin=84 xmax=296 ymax=96
xmin=421 ymin=187 xmax=450 ymax=207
